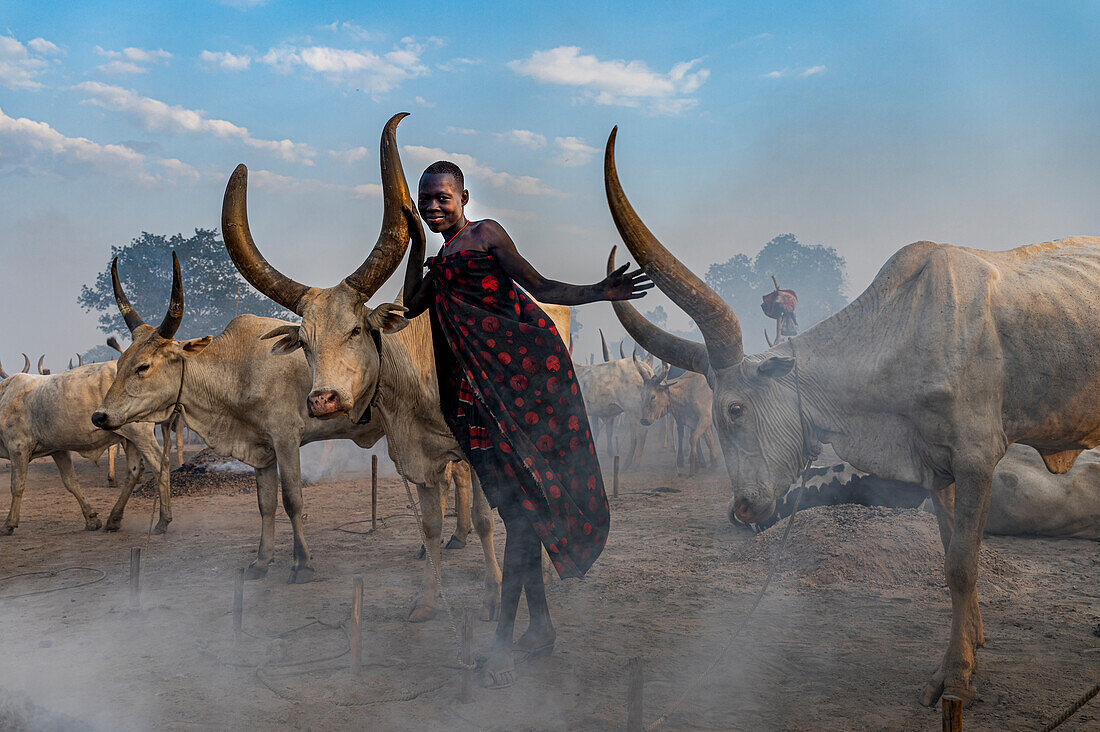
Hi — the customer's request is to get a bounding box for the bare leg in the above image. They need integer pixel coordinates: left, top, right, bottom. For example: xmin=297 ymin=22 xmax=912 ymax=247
xmin=486 ymin=503 xmax=525 ymax=688
xmin=470 ymin=472 xmax=502 ymax=621
xmin=50 ymin=452 xmax=101 ymax=531
xmin=275 ymin=438 xmax=315 ymax=584
xmin=920 ymin=467 xmax=992 ymax=706
xmin=514 ymin=518 xmax=555 ymax=654
xmin=3 ymin=448 xmax=30 ymax=534
xmin=409 ymin=482 xmax=444 ymax=622
xmin=245 ymin=464 xmax=278 ymax=580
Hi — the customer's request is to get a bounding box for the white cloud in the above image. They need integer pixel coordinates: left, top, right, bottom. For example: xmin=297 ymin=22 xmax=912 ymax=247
xmin=330 ymin=146 xmax=370 ymax=164
xmin=261 ymin=38 xmax=429 ymax=94
xmin=553 ymin=136 xmax=598 ymax=167
xmin=403 ymin=145 xmax=565 ymax=197
xmin=0 ymin=105 xmax=193 ymax=185
xmin=414 ymin=95 xmax=435 ymax=108
xmin=764 ymin=65 xmax=827 ymax=79
xmin=220 ymin=0 xmax=267 ymax=8
xmin=496 ymin=129 xmax=546 ymax=149
xmin=74 ymin=82 xmax=316 ymax=165
xmin=445 ymin=126 xmax=477 ymax=135
xmin=94 ymin=46 xmax=172 ymax=75
xmin=352 ymin=183 xmax=382 ymax=198
xmin=0 ymin=34 xmax=61 ymax=90
xmin=199 ymin=50 xmax=251 ymax=72
xmin=26 ymin=38 xmax=63 ymax=55
xmin=508 ymin=46 xmax=709 ymax=114
xmin=437 ymin=57 xmax=481 ymax=72
xmin=763 ymin=70 xmax=784 ymax=78
xmin=801 ymin=65 xmax=827 ymax=77
xmin=322 ymin=21 xmax=381 ymax=42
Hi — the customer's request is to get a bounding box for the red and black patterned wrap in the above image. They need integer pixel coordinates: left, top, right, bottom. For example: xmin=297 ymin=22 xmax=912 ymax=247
xmin=426 ymin=249 xmax=609 ymax=579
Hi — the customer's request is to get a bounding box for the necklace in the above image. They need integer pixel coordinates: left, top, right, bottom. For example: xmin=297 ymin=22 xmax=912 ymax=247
xmin=443 ymin=220 xmax=470 ymax=248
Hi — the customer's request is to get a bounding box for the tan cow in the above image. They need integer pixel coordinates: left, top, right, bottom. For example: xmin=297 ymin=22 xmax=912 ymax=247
xmin=0 ymin=363 xmax=169 ymax=534
xmin=220 ymin=113 xmax=571 ymax=621
xmin=575 ymin=329 xmax=654 ymax=468
xmin=632 ymin=353 xmax=717 ymax=475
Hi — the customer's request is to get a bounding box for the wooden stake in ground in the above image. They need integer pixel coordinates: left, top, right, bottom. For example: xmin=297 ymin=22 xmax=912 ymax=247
xmin=350 ymin=576 xmax=364 ymax=675
xmin=233 ymin=568 xmax=244 ymax=634
xmin=371 ymin=454 xmax=378 ymax=532
xmin=460 ymin=608 xmax=474 ymax=703
xmin=942 ymin=695 xmax=962 ymax=732
xmin=627 ymin=656 xmax=643 ymax=732
xmin=129 ymin=547 xmax=141 ymax=610
xmin=613 ymin=455 xmax=620 ymax=498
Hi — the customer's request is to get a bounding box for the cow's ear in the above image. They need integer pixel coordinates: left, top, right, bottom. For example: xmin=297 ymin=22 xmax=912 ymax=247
xmin=757 ymin=355 xmax=795 ymax=379
xmin=366 ymin=302 xmax=409 ymax=334
xmin=180 ymin=336 xmax=213 ymax=355
xmin=261 ymin=325 xmax=302 ymax=356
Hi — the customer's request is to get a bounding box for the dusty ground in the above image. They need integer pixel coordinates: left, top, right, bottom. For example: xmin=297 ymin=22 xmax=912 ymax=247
xmin=0 ymin=444 xmax=1097 ymax=731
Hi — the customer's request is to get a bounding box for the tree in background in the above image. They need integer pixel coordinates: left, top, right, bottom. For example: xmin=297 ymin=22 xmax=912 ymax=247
xmin=79 ymin=229 xmax=296 ymax=341
xmin=706 ymin=234 xmax=847 ymax=352
xmin=81 ymin=343 xmax=119 ymax=363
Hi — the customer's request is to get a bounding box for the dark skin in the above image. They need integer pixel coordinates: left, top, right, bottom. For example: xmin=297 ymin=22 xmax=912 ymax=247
xmin=404 ymin=171 xmax=651 ymax=687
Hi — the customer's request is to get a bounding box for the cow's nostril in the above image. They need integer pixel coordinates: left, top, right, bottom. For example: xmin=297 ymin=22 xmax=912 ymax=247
xmin=91 ymin=411 xmax=108 ymax=429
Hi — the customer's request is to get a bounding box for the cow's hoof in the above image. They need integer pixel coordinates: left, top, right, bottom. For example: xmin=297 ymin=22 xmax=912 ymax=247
xmin=85 ymin=516 xmax=102 ymax=531
xmin=244 ymin=564 xmax=269 ymax=580
xmin=153 ymin=519 xmax=170 ymax=535
xmin=408 ymin=601 xmax=437 ymax=623
xmin=1 ymin=524 xmax=15 ymax=536
xmin=445 ymin=535 xmax=467 ymax=550
xmin=415 ymin=544 xmax=426 ymax=560
xmin=479 ymin=596 xmax=500 ymax=622
xmin=287 ymin=566 xmax=317 ymax=584
xmin=104 ymin=517 xmax=122 ymax=532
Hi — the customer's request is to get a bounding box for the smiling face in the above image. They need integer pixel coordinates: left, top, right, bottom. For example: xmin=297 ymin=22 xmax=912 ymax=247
xmin=417 ymin=173 xmax=468 ymax=234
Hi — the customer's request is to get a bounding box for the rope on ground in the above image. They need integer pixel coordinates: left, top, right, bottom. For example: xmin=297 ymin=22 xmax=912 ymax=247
xmin=0 ymin=567 xmax=107 ymax=601
xmin=333 ymin=513 xmax=419 ymax=535
xmin=1041 ymin=679 xmax=1100 ymax=731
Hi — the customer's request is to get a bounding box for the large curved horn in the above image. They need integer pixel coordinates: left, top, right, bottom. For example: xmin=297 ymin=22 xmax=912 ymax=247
xmin=112 ymin=257 xmax=147 ymax=333
xmin=344 ymin=112 xmax=417 ymax=296
xmin=0 ymin=360 xmax=8 ymax=379
xmin=157 ymin=252 xmax=184 ymax=340
xmin=604 ymin=127 xmax=743 ymax=370
xmin=37 ymin=355 xmax=47 ymax=374
xmin=599 ymin=329 xmax=611 ymax=362
xmin=608 ymin=247 xmax=709 ymax=373
xmin=221 ymin=165 xmax=311 ymax=314
xmin=21 ymin=354 xmax=30 ymax=373
xmin=619 ymin=340 xmax=626 ymax=360
xmin=78 ymin=353 xmax=84 ymax=367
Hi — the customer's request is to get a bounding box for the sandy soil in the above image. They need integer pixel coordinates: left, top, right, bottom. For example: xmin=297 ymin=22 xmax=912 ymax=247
xmin=0 ymin=445 xmax=1096 ymax=731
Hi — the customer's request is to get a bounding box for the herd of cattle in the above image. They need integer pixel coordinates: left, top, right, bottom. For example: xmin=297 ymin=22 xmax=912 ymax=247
xmin=2 ymin=114 xmax=1097 ymax=707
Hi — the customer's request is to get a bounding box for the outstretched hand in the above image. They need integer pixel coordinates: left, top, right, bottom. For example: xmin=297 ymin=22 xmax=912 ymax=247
xmin=601 ymin=263 xmax=654 ymax=301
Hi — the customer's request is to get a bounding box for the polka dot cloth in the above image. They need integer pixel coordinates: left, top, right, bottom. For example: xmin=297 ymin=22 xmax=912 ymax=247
xmin=427 ymin=249 xmax=609 ymax=579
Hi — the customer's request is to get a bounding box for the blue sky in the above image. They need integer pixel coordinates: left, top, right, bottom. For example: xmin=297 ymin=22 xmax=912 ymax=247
xmin=2 ymin=1 xmax=1098 ymax=363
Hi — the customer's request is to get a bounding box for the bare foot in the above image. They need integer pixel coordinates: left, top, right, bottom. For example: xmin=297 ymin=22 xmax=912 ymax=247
xmin=514 ymin=625 xmax=556 ymax=657
xmin=483 ymin=640 xmax=515 ymax=689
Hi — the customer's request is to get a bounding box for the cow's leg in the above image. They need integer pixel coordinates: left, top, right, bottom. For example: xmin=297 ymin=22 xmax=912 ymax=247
xmin=105 ymin=440 xmax=147 ymax=531
xmin=107 ymin=443 xmax=117 ymax=485
xmin=276 ymin=440 xmax=315 ymax=584
xmin=447 ymin=461 xmax=472 ymax=549
xmin=626 ymin=424 xmax=648 ymax=470
xmin=470 ymin=472 xmax=502 ymax=621
xmin=605 ymin=417 xmax=615 ymax=458
xmin=675 ymin=419 xmax=685 ymax=467
xmin=3 ymin=449 xmax=31 ymax=534
xmin=704 ymin=428 xmax=718 ymax=465
xmin=51 ymin=452 xmax=101 ymax=531
xmin=246 ymin=464 xmax=278 ymax=580
xmin=120 ymin=430 xmax=171 ymax=532
xmin=920 ymin=467 xmax=993 ymax=706
xmin=175 ymin=420 xmax=183 ymax=466
xmin=409 ymin=482 xmax=444 ymax=622
xmin=929 ymin=483 xmax=956 ymax=552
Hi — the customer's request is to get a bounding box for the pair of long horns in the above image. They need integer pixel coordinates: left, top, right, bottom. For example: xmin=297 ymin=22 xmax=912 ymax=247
xmin=68 ymin=354 xmax=85 ymax=370
xmin=221 ymin=113 xmax=418 ymax=314
xmin=111 ymin=252 xmax=184 ymax=339
xmin=604 ymin=128 xmax=744 ymax=374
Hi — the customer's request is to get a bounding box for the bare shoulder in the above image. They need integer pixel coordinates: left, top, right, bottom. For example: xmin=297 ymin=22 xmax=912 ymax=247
xmin=472 ymin=219 xmax=517 ymax=250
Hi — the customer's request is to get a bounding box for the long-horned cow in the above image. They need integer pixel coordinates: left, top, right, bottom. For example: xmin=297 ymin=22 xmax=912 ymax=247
xmin=604 ymin=126 xmax=1100 ymax=704
xmin=221 ymin=114 xmax=570 ymax=621
xmin=0 ymin=362 xmax=169 ymax=534
xmin=629 ymin=349 xmax=716 ymax=475
xmin=91 ymin=254 xmax=398 ymax=583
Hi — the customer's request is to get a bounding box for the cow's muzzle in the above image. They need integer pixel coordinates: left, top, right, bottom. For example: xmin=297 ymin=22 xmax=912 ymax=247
xmin=307 ymin=390 xmax=346 ymax=419
xmin=640 ymin=417 xmax=653 ymax=426
xmin=91 ymin=411 xmax=111 ymax=429
xmin=728 ymin=496 xmax=776 ymax=525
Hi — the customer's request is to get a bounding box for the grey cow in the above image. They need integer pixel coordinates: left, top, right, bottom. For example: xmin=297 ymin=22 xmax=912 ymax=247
xmin=605 ymin=125 xmax=1100 ymax=705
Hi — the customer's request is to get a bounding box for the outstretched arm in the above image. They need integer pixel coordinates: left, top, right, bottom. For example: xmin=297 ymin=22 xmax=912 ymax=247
xmin=402 ymin=206 xmax=435 ymax=318
xmin=485 ymin=221 xmax=652 ymax=305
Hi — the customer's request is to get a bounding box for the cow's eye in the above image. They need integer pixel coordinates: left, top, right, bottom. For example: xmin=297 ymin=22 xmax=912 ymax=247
xmin=728 ymin=402 xmax=744 ymax=419
xmin=135 ymin=364 xmax=150 ymax=376
xmin=349 ymin=326 xmax=362 ymax=338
